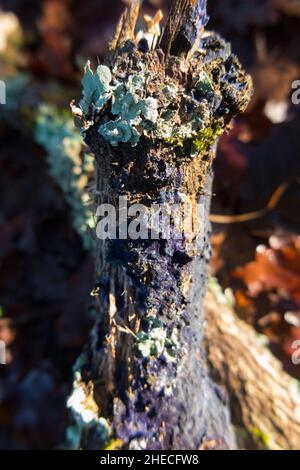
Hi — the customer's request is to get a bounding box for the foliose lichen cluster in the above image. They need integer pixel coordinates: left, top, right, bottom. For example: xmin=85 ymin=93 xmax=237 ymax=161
xmin=67 ymin=369 xmax=111 ymax=449
xmin=136 ymin=316 xmax=178 ymax=360
xmin=80 ymin=60 xmax=158 ymax=147
xmin=78 ymin=34 xmax=251 ymax=161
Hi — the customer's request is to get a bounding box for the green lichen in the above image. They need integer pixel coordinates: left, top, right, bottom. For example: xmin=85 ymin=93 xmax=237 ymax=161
xmin=80 ymin=62 xmax=159 ymax=147
xmin=140 ymin=97 xmax=158 ymax=123
xmin=157 ymin=120 xmax=197 ymax=146
xmin=112 ymin=87 xmax=141 ymax=123
xmin=0 ymin=75 xmax=95 ymax=250
xmin=67 ymin=370 xmax=111 ymax=449
xmin=195 ymin=71 xmax=214 ymax=96
xmin=137 ymin=329 xmax=167 ymax=357
xmin=80 ymin=61 xmax=112 ymax=115
xmin=35 ymin=105 xmax=95 ymax=251
xmin=99 ymin=119 xmax=139 ymax=147
xmin=136 ymin=317 xmax=177 ymax=360
xmin=78 ymin=32 xmax=252 ymax=162
xmin=161 ymin=83 xmax=178 ymax=100
xmin=101 ymin=80 xmax=158 ymax=147
xmin=79 ymin=60 xmax=223 ymax=153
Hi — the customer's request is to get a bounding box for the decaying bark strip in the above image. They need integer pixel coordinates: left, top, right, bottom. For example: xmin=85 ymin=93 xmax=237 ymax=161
xmin=204 ymin=285 xmax=300 ymax=450
xmin=67 ymin=0 xmax=252 ymax=450
xmin=160 ymin=0 xmax=209 ymax=57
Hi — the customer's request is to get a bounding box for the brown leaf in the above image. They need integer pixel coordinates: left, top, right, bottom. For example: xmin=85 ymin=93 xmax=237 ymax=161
xmin=233 ymin=237 xmax=300 ymax=304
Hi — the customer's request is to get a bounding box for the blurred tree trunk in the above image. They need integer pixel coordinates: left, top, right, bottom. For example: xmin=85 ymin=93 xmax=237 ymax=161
xmin=204 ymin=285 xmax=300 ymax=450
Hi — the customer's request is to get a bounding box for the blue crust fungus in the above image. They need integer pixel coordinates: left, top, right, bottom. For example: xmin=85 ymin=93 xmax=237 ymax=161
xmin=69 ymin=0 xmax=252 ymax=450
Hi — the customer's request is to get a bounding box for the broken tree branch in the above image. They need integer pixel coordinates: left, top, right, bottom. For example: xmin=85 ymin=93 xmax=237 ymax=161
xmin=68 ymin=0 xmax=252 ymax=450
xmin=160 ymin=0 xmax=209 ymax=56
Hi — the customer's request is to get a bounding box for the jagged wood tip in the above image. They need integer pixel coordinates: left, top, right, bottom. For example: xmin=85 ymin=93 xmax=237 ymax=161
xmin=110 ymin=0 xmax=208 ymax=58
xmin=160 ymin=0 xmax=209 ymax=57
xmin=110 ymin=0 xmax=140 ymax=50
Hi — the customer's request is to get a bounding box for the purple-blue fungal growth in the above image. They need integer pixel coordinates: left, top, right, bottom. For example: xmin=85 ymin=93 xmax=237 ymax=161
xmin=169 ymin=0 xmax=209 ymax=55
xmin=183 ymin=0 xmax=209 ymax=44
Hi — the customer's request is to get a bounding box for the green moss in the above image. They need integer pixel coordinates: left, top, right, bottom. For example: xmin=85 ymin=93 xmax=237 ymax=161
xmin=163 ymin=123 xmax=223 ymax=157
xmin=191 ymin=124 xmax=223 ymax=156
xmin=164 ymin=136 xmax=185 ymax=148
xmin=251 ymin=427 xmax=271 ymax=450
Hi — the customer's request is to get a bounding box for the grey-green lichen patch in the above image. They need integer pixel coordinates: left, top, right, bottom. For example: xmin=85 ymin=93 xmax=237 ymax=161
xmin=80 ymin=61 xmax=112 ymax=116
xmin=0 ymin=74 xmax=95 ymax=252
xmin=80 ymin=59 xmax=209 ymax=149
xmin=35 ymin=105 xmax=95 ymax=251
xmin=195 ymin=71 xmax=214 ymax=96
xmin=136 ymin=317 xmax=178 ymax=361
xmin=77 ymin=36 xmax=252 ymax=158
xmin=67 ymin=370 xmax=111 ymax=449
xmin=78 ymin=60 xmax=209 ymax=150
xmin=99 ymin=119 xmax=139 ymax=147
xmin=80 ymin=62 xmax=159 ymax=147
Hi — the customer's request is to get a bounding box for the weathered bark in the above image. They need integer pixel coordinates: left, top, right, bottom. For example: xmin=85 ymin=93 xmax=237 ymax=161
xmin=67 ymin=0 xmax=252 ymax=450
xmin=204 ymin=285 xmax=300 ymax=450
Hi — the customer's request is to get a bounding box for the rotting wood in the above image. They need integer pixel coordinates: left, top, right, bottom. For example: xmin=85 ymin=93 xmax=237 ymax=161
xmin=67 ymin=0 xmax=252 ymax=450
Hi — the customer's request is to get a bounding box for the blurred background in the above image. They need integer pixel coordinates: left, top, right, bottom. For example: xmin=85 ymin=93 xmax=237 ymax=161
xmin=0 ymin=0 xmax=300 ymax=449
